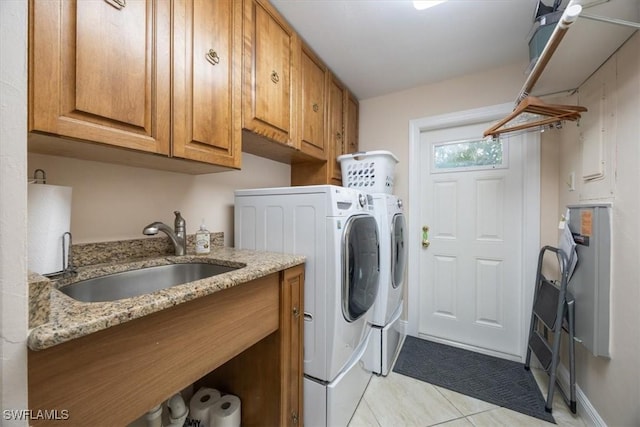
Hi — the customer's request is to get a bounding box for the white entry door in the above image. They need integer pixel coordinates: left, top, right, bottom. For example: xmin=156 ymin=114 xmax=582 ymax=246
xmin=418 ymin=120 xmax=526 ymax=359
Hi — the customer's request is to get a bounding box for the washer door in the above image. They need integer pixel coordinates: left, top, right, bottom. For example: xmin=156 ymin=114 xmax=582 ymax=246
xmin=342 ymin=215 xmax=379 ymax=322
xmin=391 ymin=213 xmax=407 ymax=289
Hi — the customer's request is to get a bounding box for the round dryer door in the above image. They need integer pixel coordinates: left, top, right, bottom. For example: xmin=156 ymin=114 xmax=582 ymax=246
xmin=391 ymin=213 xmax=407 ymax=289
xmin=342 ymin=215 xmax=379 ymax=322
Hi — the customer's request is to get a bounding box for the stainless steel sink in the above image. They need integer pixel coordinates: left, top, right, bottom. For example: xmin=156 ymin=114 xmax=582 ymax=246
xmin=59 ymin=263 xmax=239 ymax=302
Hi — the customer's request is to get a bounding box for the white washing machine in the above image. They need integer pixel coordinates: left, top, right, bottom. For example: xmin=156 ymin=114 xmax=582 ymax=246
xmin=365 ymin=193 xmax=407 ymax=376
xmin=234 ymin=185 xmax=380 ymax=427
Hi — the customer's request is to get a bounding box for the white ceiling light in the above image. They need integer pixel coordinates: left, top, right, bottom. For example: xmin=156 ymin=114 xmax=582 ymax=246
xmin=413 ymin=1 xmax=449 ymax=11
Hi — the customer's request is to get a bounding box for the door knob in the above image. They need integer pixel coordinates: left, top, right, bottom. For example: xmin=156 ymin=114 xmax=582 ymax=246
xmin=422 ymin=226 xmax=430 ymax=248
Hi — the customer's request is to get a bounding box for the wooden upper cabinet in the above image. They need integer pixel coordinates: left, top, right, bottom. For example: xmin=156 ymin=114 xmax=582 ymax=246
xmin=242 ymin=0 xmax=298 ymax=147
xmin=299 ymin=44 xmax=328 ymax=160
xmin=29 ymin=0 xmax=171 ymax=155
xmin=328 ymin=76 xmax=346 ymax=182
xmin=172 ymin=0 xmax=242 ymax=168
xmin=29 ymin=0 xmax=354 ymax=173
xmin=291 ymin=72 xmax=356 ymax=186
xmin=346 ymin=91 xmax=359 ymax=155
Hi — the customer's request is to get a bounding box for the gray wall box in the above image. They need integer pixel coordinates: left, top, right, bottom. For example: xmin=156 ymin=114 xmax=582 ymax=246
xmin=567 ymin=204 xmax=611 ymax=358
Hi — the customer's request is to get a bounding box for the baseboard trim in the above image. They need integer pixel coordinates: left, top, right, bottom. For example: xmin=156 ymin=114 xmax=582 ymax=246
xmin=556 ymin=364 xmax=607 ymax=427
xmin=397 ymin=319 xmax=408 ymax=336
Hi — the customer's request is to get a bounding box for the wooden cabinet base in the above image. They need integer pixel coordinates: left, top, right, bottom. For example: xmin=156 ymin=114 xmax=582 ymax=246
xmin=28 ymin=133 xmax=237 ymax=175
xmin=28 ymin=267 xmax=303 ymax=426
xmin=291 ymin=159 xmax=342 ymax=186
xmin=201 ymin=265 xmax=304 ymax=427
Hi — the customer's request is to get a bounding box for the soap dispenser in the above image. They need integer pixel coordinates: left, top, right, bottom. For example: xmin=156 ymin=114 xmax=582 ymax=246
xmin=195 ymin=219 xmax=210 ymax=254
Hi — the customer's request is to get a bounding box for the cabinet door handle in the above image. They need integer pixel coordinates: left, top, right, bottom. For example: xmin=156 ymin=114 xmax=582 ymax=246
xmin=313 ymin=103 xmax=319 ymax=112
xmin=292 ymin=306 xmax=300 ymax=318
xmin=104 ymin=0 xmax=126 ymax=10
xmin=271 ymin=70 xmax=280 ymax=84
xmin=206 ymin=49 xmax=220 ymax=66
xmin=336 ymin=132 xmax=342 ymax=141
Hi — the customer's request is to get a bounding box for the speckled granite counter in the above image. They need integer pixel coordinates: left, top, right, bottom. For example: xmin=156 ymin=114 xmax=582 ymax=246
xmin=28 ymin=235 xmax=305 ymax=351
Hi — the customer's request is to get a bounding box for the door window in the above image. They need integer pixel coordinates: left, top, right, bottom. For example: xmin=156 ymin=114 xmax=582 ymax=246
xmin=432 ymin=138 xmax=506 ymax=173
xmin=343 ymin=216 xmax=379 ymax=322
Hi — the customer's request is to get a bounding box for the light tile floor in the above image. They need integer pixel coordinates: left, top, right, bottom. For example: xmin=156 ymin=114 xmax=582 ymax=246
xmin=349 ymin=368 xmax=587 ymax=427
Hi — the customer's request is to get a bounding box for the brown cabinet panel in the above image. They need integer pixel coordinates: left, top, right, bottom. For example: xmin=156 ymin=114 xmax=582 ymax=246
xmin=243 ymin=0 xmax=298 ymax=147
xmin=172 ymin=0 xmax=242 ymax=168
xmin=329 ymin=76 xmax=347 ymax=182
xmin=75 ymin=2 xmax=147 ymax=128
xmin=290 ymin=73 xmax=359 ymax=186
xmin=346 ymin=91 xmax=360 ymax=154
xmin=300 ymin=45 xmax=328 ymax=159
xmin=280 ymin=264 xmax=304 ymax=426
xmin=255 ymin=5 xmax=291 ymax=133
xmin=29 ymin=0 xmax=170 ymax=154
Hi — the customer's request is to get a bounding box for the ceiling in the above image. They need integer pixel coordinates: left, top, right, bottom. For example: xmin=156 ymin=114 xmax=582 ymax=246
xmin=270 ymin=0 xmax=639 ymax=100
xmin=271 ymin=0 xmax=541 ymax=99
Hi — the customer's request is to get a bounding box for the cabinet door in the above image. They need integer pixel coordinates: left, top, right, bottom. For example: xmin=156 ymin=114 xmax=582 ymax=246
xmin=346 ymin=91 xmax=359 ymax=154
xmin=29 ymin=0 xmax=170 ymax=154
xmin=243 ymin=0 xmax=298 ymax=146
xmin=280 ymin=265 xmax=304 ymax=426
xmin=328 ymin=77 xmax=346 ymax=182
xmin=299 ymin=45 xmax=327 ymax=159
xmin=173 ymin=0 xmax=242 ymax=168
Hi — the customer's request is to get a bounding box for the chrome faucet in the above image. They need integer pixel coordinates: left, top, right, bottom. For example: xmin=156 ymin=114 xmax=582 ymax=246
xmin=143 ymin=211 xmax=186 ymax=256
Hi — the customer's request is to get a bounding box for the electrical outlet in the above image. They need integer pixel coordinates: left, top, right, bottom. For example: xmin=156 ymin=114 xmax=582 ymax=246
xmin=567 ymin=172 xmax=576 ymax=191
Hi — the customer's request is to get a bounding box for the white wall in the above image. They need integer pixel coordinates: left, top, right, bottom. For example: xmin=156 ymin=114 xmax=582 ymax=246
xmin=0 ymin=1 xmax=28 ymax=424
xmin=358 ymin=59 xmax=531 ymax=206
xmin=539 ymin=129 xmax=562 ymax=276
xmin=27 ymin=153 xmax=291 ymax=244
xmin=555 ymin=33 xmax=640 ymax=427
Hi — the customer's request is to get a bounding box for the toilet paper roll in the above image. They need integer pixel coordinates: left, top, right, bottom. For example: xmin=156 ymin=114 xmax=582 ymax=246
xmin=144 ymin=405 xmax=162 ymax=427
xmin=210 ymin=394 xmax=241 ymax=427
xmin=27 ymin=183 xmax=72 ymax=275
xmin=167 ymin=393 xmax=188 ymax=420
xmin=189 ymin=387 xmax=221 ymax=427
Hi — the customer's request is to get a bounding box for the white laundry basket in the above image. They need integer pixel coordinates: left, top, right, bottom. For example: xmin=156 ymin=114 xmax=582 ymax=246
xmin=337 ymin=150 xmax=399 ymax=194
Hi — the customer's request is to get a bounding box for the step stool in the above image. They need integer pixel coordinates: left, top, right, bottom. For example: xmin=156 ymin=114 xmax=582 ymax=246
xmin=525 ymin=245 xmax=577 ymax=414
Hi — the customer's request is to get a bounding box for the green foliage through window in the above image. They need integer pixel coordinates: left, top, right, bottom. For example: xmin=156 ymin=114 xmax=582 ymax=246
xmin=434 ymin=139 xmax=503 ymax=170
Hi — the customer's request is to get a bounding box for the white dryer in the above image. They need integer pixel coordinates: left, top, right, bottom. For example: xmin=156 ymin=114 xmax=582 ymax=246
xmin=234 ymin=185 xmax=380 ymax=427
xmin=366 ymin=193 xmax=407 ymax=376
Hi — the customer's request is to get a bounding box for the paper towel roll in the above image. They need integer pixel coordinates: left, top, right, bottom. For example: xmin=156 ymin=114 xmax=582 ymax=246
xmin=189 ymin=387 xmax=221 ymax=427
xmin=27 ymin=183 xmax=72 ymax=275
xmin=210 ymin=394 xmax=241 ymax=427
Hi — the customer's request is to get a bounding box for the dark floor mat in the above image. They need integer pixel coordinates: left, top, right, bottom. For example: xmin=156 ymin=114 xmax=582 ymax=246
xmin=393 ymin=336 xmax=555 ymax=424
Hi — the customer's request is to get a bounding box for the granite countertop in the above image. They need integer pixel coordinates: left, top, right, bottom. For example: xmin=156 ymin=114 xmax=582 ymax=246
xmin=28 ymin=235 xmax=305 ymax=351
